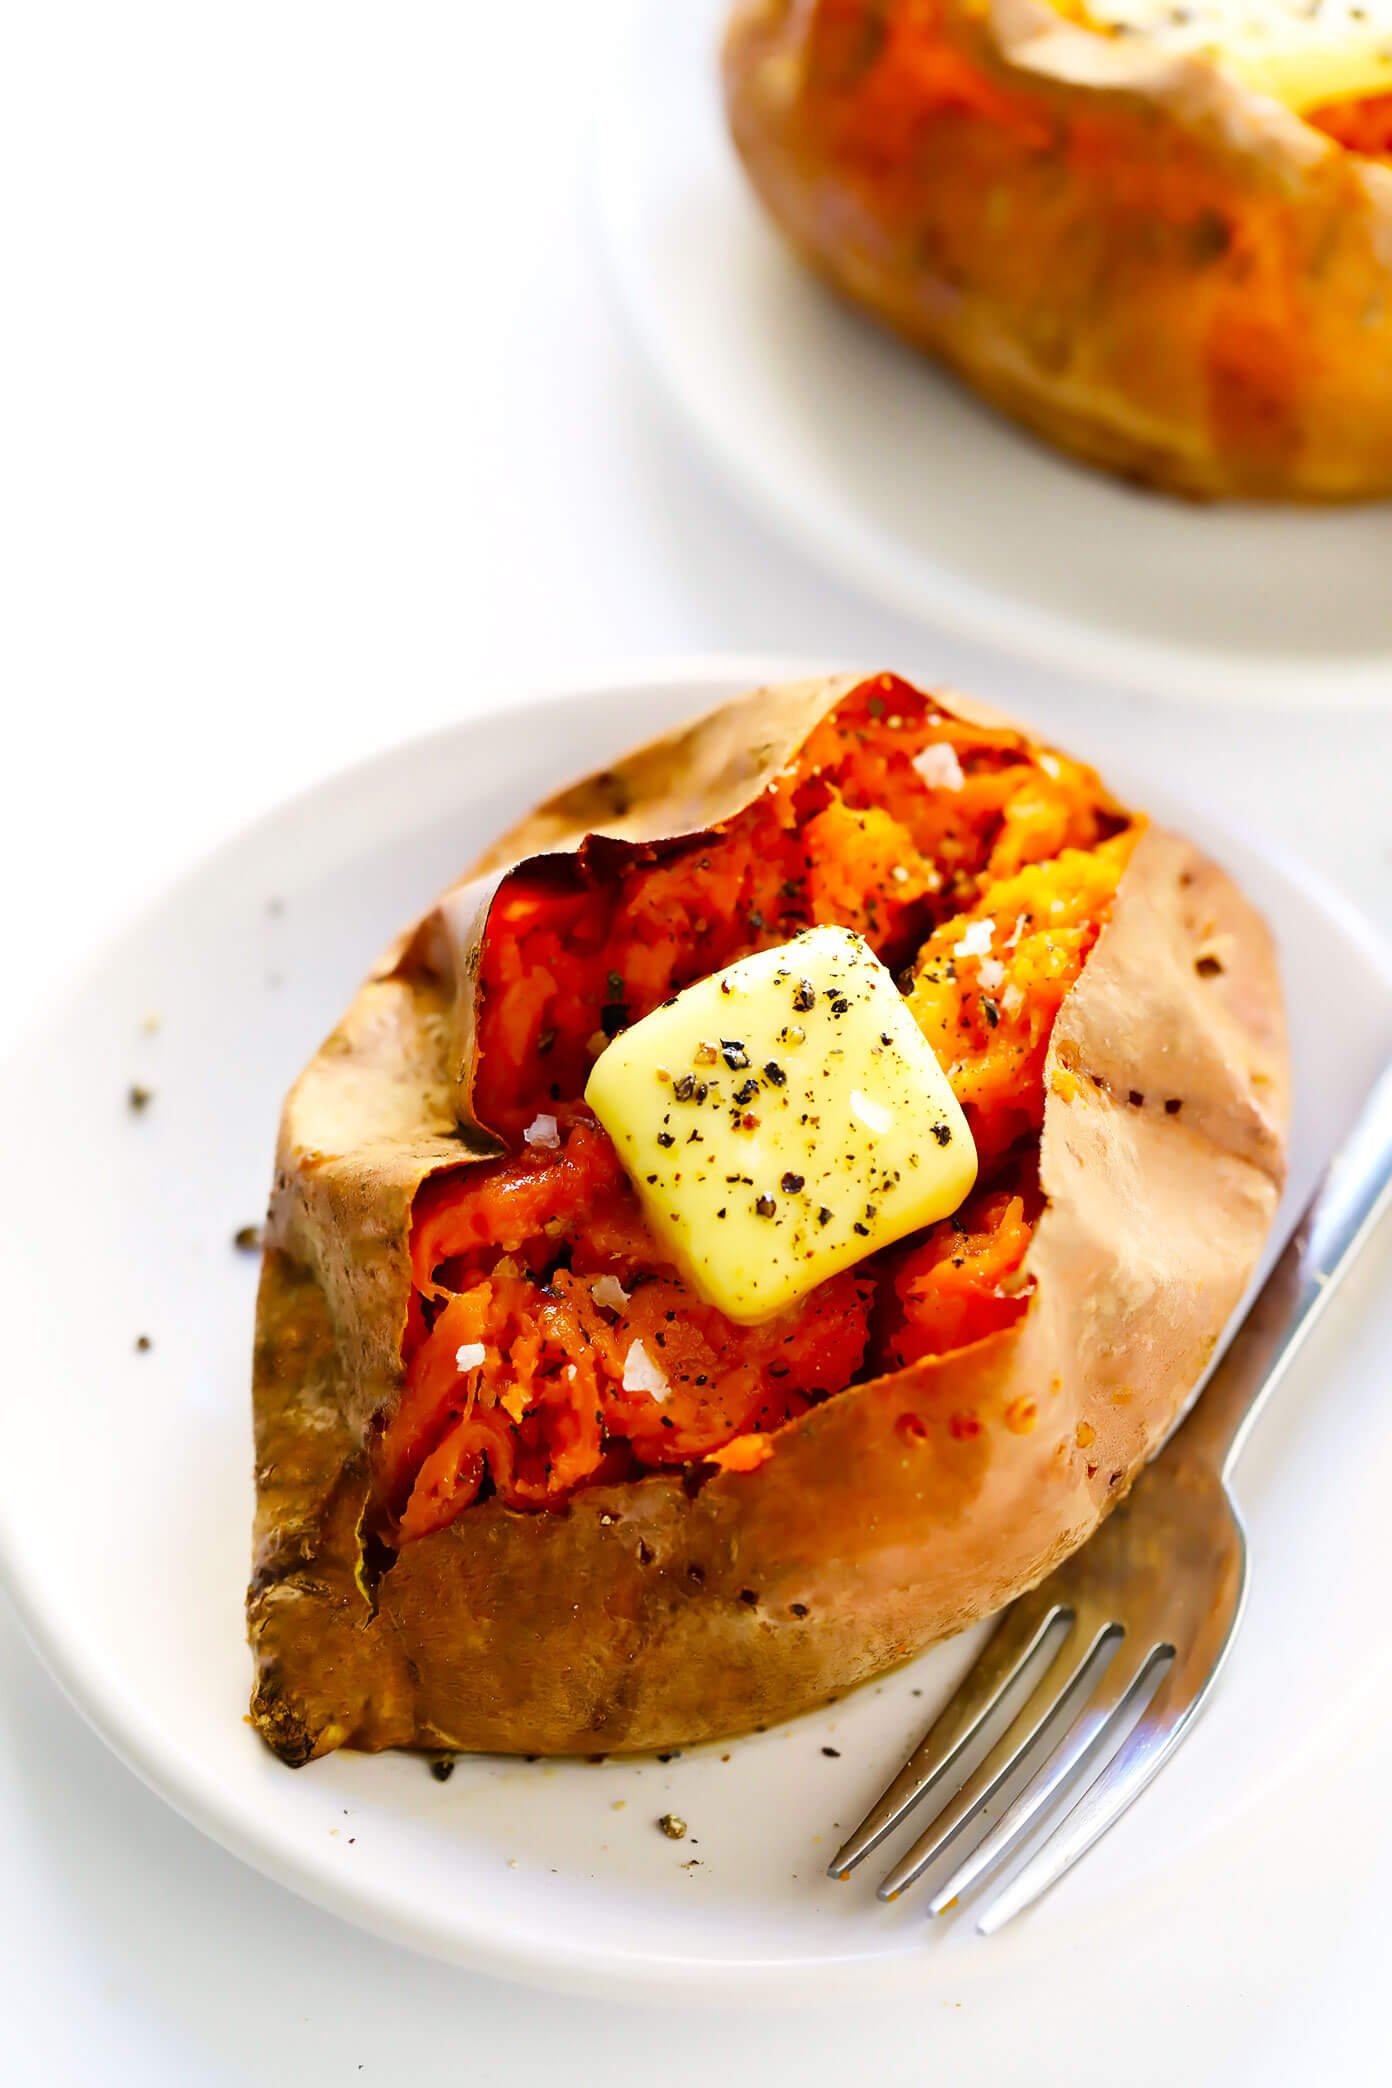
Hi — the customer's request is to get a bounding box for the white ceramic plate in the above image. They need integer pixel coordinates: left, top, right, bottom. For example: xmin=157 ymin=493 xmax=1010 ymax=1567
xmin=3 ymin=661 xmax=1392 ymax=1998
xmin=595 ymin=0 xmax=1392 ymax=707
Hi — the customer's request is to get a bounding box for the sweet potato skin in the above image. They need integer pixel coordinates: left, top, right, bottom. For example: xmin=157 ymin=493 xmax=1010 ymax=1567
xmin=247 ymin=678 xmax=1287 ymax=1763
xmin=722 ymin=0 xmax=1392 ymax=500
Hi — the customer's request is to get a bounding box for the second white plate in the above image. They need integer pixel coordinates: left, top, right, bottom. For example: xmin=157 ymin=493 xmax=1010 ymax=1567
xmin=596 ymin=0 xmax=1392 ymax=706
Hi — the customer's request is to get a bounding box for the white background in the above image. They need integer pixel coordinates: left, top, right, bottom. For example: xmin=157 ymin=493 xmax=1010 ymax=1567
xmin=1 ymin=4 xmax=1389 ymax=2081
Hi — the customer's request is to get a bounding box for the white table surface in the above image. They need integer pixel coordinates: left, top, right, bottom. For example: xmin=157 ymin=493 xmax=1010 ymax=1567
xmin=2 ymin=5 xmax=1389 ymax=2081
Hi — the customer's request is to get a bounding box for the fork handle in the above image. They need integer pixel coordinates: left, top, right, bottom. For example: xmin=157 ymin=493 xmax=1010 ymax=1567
xmin=1178 ymin=1059 xmax=1392 ymax=1478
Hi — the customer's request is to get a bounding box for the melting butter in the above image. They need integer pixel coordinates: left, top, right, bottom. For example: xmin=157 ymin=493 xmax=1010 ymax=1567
xmin=585 ymin=927 xmax=976 ymax=1325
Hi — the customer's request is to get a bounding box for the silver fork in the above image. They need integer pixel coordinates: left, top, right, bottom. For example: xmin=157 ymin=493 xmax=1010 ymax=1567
xmin=830 ymin=1060 xmax=1392 ymax=1932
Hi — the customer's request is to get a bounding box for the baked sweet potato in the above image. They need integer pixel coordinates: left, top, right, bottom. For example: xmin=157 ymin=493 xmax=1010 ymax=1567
xmin=247 ymin=674 xmax=1287 ymax=1765
xmin=722 ymin=0 xmax=1392 ymax=499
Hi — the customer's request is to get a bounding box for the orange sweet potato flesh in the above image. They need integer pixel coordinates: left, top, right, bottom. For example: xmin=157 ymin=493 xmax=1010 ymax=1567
xmin=247 ymin=675 xmax=1287 ymax=1764
xmin=372 ymin=686 xmax=1128 ymax=1536
xmin=723 ymin=0 xmax=1392 ymax=499
xmin=1309 ymin=93 xmax=1392 ymax=160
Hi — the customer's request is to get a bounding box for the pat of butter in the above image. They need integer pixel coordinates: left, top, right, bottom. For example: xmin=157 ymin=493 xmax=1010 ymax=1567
xmin=1075 ymin=0 xmax=1392 ymax=115
xmin=584 ymin=927 xmax=977 ymax=1325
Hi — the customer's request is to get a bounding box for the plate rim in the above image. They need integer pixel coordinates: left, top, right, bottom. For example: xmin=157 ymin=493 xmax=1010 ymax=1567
xmin=592 ymin=0 xmax=1392 ymax=712
xmin=3 ymin=654 xmax=1392 ymax=1998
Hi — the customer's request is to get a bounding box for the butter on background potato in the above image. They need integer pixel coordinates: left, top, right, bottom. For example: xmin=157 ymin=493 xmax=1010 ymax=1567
xmin=1077 ymin=0 xmax=1392 ymax=115
xmin=584 ymin=926 xmax=977 ymax=1325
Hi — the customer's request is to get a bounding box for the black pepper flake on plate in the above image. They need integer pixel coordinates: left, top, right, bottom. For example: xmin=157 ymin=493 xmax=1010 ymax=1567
xmin=789 ymin=1602 xmax=809 ymax=1618
xmin=830 ymin=997 xmax=851 ymax=1016
xmin=739 ymin=1589 xmax=759 ymax=1606
xmin=720 ymin=1040 xmax=749 ymax=1070
xmin=233 ymin=1224 xmax=263 ymax=1253
xmin=821 ymin=1746 xmax=841 ymax=1758
xmin=755 ymin=1194 xmax=777 ymax=1218
xmin=128 ymin=1084 xmax=153 ymax=1113
xmin=734 ymin=1078 xmax=759 ymax=1105
xmin=600 ymin=1002 xmax=630 ymax=1038
xmin=656 ymin=1131 xmax=675 ymax=1148
xmin=932 ymin=1123 xmax=952 ymax=1146
xmin=793 ymin=980 xmax=816 ymax=1012
xmin=853 ymin=1222 xmax=869 ymax=1237
xmin=1164 ymin=1097 xmax=1184 ymax=1115
xmin=134 ymin=1334 xmax=152 ymax=1353
xmin=818 ymin=1207 xmax=833 ymax=1227
xmin=429 ymin=1758 xmax=455 ymax=1783
xmin=763 ymin=1061 xmax=786 ymax=1086
xmin=781 ymin=1172 xmax=805 ymax=1194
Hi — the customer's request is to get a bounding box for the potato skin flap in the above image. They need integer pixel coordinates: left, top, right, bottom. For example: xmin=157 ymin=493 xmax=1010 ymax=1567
xmin=247 ymin=675 xmax=1287 ymax=1764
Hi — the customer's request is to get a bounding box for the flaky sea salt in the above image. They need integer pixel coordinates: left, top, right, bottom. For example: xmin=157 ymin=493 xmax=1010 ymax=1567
xmin=956 ymin=918 xmax=995 ymax=960
xmin=622 ymin=1339 xmax=669 ymax=1401
xmin=912 ymin=742 xmax=965 ymax=792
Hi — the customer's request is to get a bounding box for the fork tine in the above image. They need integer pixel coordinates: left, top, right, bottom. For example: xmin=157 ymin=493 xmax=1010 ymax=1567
xmin=876 ymin=1618 xmax=1119 ymax=1902
xmin=975 ymin=1659 xmax=1197 ymax=1935
xmin=925 ymin=1637 xmax=1172 ymax=1915
xmin=827 ymin=1594 xmax=1072 ymax=1879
